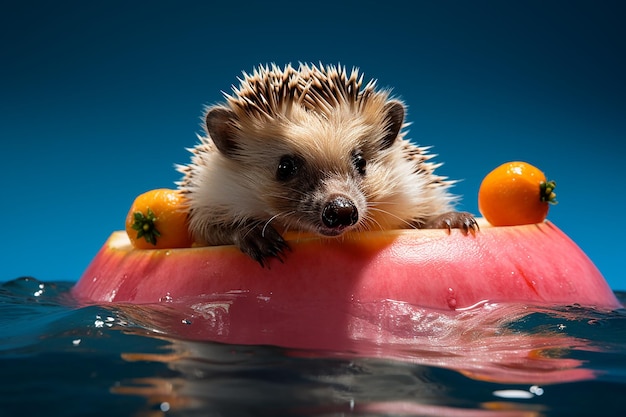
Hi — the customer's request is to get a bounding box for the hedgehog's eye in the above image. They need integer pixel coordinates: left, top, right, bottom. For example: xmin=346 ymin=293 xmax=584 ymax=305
xmin=352 ymin=152 xmax=366 ymax=175
xmin=277 ymin=155 xmax=300 ymax=181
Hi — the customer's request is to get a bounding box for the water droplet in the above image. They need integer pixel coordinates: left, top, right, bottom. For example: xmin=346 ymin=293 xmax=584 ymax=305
xmin=446 ymin=287 xmax=457 ymax=310
xmin=530 ymin=385 xmax=544 ymax=396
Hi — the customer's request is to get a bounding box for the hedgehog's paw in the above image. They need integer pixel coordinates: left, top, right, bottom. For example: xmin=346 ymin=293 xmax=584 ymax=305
xmin=234 ymin=223 xmax=290 ymax=268
xmin=423 ymin=211 xmax=479 ymax=235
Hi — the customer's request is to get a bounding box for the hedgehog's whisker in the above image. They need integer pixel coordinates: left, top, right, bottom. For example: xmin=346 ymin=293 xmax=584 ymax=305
xmin=261 ymin=214 xmax=281 ymax=237
xmin=261 ymin=211 xmax=295 ymax=237
xmin=265 ymin=189 xmax=306 ymax=203
xmin=360 ymin=213 xmax=384 ymax=232
xmin=267 ymin=196 xmax=301 ymax=204
xmin=366 ymin=205 xmax=418 ymax=230
xmin=240 ymin=220 xmax=264 ymax=240
xmin=281 ymin=213 xmax=309 ymax=238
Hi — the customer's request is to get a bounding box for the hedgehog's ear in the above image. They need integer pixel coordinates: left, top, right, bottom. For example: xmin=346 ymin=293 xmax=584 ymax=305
xmin=380 ymin=100 xmax=405 ymax=150
xmin=205 ymin=107 xmax=240 ymax=157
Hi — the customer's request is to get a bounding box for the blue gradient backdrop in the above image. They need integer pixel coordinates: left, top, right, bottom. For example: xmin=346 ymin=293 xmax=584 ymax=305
xmin=2 ymin=1 xmax=625 ymax=289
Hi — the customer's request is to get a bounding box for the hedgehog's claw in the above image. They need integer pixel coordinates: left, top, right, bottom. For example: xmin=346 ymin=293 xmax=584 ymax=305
xmin=236 ymin=223 xmax=290 ymax=268
xmin=423 ymin=211 xmax=479 ymax=235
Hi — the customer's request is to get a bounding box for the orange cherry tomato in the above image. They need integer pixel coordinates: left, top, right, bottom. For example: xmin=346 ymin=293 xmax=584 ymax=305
xmin=125 ymin=188 xmax=194 ymax=249
xmin=478 ymin=161 xmax=557 ymax=226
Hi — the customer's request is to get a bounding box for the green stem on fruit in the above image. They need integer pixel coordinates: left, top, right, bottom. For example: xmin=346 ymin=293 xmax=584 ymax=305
xmin=540 ymin=180 xmax=558 ymax=205
xmin=131 ymin=208 xmax=161 ymax=245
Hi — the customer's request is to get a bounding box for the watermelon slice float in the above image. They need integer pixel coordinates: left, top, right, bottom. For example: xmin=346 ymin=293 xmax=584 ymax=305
xmin=73 ymin=219 xmax=620 ymax=329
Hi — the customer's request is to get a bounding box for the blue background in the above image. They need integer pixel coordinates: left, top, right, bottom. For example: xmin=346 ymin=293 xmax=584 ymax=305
xmin=2 ymin=1 xmax=625 ymax=289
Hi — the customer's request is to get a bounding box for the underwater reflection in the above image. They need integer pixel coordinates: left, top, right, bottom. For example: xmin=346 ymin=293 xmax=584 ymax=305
xmin=107 ymin=299 xmax=606 ymax=416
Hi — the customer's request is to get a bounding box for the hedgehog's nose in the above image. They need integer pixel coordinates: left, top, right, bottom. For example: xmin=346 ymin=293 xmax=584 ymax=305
xmin=322 ymin=196 xmax=359 ymax=228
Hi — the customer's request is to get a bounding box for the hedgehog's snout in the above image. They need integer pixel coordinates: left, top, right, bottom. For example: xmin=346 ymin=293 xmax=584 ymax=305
xmin=322 ymin=196 xmax=359 ymax=230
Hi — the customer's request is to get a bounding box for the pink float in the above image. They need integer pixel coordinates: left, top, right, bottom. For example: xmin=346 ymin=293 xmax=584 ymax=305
xmin=73 ymin=220 xmax=618 ymax=310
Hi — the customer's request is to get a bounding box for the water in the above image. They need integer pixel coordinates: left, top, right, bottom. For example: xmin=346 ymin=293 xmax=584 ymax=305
xmin=2 ymin=277 xmax=626 ymax=417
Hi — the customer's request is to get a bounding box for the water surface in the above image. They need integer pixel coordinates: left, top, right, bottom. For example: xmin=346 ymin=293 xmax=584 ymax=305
xmin=1 ymin=277 xmax=625 ymax=416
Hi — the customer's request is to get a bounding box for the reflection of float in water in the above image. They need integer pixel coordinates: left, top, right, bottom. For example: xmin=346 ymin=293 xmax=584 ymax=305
xmin=109 ymin=300 xmax=607 ymax=416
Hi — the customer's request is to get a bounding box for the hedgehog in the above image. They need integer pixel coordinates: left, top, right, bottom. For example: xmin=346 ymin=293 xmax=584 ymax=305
xmin=177 ymin=63 xmax=478 ymax=266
